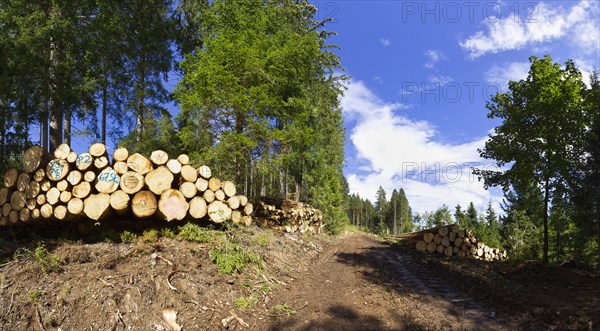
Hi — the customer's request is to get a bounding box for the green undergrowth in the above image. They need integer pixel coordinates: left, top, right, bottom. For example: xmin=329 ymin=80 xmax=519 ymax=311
xmin=11 ymin=242 xmax=62 ymax=274
xmin=210 ymin=236 xmax=264 ymax=274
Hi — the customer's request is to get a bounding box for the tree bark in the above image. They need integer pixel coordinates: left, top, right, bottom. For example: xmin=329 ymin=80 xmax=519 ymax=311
xmin=63 ymin=104 xmax=71 ymax=146
xmin=543 ymin=176 xmax=550 ymax=264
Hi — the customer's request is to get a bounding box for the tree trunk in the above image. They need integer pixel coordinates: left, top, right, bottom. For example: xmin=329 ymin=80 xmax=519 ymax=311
xmin=188 ymin=196 xmax=207 ymax=219
xmin=83 ymin=193 xmax=111 ymax=221
xmin=151 ymin=150 xmax=169 ymax=166
xmin=131 ymin=190 xmax=157 ymax=218
xmin=543 ymin=177 xmax=550 ymax=264
xmin=145 ymin=166 xmax=174 ymax=195
xmin=63 ymin=104 xmax=71 ymax=146
xmin=102 ymin=83 xmax=107 ymax=145
xmin=597 ymin=207 xmax=600 ymax=262
xmin=41 ymin=105 xmax=49 ymax=151
xmin=158 ymin=189 xmax=189 ymax=221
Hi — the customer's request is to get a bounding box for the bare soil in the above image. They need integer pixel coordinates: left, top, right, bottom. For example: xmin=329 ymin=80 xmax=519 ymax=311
xmin=1 ymin=227 xmax=598 ymax=330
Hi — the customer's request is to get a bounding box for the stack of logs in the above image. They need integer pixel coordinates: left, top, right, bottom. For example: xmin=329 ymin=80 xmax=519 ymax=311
xmin=397 ymin=224 xmax=508 ymax=261
xmin=0 ymin=143 xmax=254 ymax=226
xmin=255 ymin=197 xmax=323 ymax=234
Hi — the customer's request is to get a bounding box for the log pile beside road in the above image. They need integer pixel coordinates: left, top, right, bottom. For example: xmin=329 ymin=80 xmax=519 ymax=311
xmin=396 ymin=224 xmax=508 ymax=261
xmin=255 ymin=197 xmax=323 ymax=234
xmin=0 ymin=144 xmax=253 ymax=226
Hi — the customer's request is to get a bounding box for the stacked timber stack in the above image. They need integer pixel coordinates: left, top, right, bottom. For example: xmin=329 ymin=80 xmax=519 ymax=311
xmin=396 ymin=224 xmax=508 ymax=262
xmin=0 ymin=144 xmax=254 ymax=226
xmin=255 ymin=197 xmax=323 ymax=234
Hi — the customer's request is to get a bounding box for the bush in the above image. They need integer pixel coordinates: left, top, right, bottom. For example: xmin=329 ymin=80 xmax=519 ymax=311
xmin=120 ymin=231 xmax=137 ymax=243
xmin=210 ymin=239 xmax=263 ymax=274
xmin=177 ymin=223 xmax=213 ymax=243
xmin=34 ymin=242 xmax=61 ymax=273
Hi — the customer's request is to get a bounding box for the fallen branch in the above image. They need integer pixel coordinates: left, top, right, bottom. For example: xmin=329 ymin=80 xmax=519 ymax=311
xmin=36 ymin=305 xmax=46 ymax=331
xmin=167 ymin=270 xmax=185 ymax=292
xmin=2 ymin=288 xmax=16 ymax=320
xmin=221 ymin=311 xmax=249 ymax=329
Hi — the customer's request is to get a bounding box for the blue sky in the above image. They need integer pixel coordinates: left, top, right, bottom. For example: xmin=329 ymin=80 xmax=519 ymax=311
xmin=325 ymin=0 xmax=599 ymax=214
xmin=57 ymin=1 xmax=599 ymax=215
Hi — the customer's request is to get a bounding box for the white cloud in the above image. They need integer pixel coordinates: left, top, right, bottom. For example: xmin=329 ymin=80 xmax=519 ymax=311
xmin=573 ymin=58 xmax=597 ymax=87
xmin=460 ymin=1 xmax=600 ymax=58
xmin=428 ymin=75 xmax=454 ymax=85
xmin=424 ymin=49 xmax=448 ymax=69
xmin=342 ymin=80 xmax=502 ymax=213
xmin=380 ymin=38 xmax=392 ymax=47
xmin=485 ymin=61 xmax=530 ymax=90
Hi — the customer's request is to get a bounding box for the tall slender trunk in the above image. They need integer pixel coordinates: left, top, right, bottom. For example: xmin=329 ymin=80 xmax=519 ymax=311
xmin=596 ymin=206 xmax=600 ymax=261
xmin=543 ymin=176 xmax=550 ymax=264
xmin=393 ymin=200 xmax=397 ymax=235
xmin=49 ymin=101 xmax=62 ymax=152
xmin=41 ymin=105 xmax=49 ymax=151
xmin=48 ymin=36 xmax=62 ymax=152
xmin=102 ymin=83 xmax=107 ymax=145
xmin=0 ymin=101 xmax=5 ymax=161
xmin=63 ymin=104 xmax=71 ymax=146
xmin=135 ymin=65 xmax=146 ymax=143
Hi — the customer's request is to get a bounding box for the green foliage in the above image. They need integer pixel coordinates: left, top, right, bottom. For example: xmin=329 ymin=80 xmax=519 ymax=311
xmin=250 ymin=235 xmax=269 ymax=248
xmin=160 ymin=227 xmax=177 ymax=239
xmin=346 ymin=187 xmax=413 ymax=235
xmin=27 ymin=290 xmax=42 ymax=304
xmin=33 ymin=243 xmax=61 ymax=274
xmin=272 ymin=303 xmax=296 ymax=316
xmin=174 ymin=0 xmax=347 ymax=225
xmin=177 ymin=222 xmax=215 ymax=243
xmin=476 ymin=55 xmax=587 ymax=264
xmin=235 ymin=295 xmax=258 ymax=311
xmin=140 ymin=229 xmax=159 ymax=244
xmin=119 ymin=231 xmax=137 ymax=244
xmin=210 ymin=240 xmax=263 ymax=274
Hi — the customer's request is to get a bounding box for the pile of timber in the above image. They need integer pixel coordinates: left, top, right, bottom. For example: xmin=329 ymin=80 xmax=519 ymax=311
xmin=396 ymin=224 xmax=508 ymax=261
xmin=0 ymin=144 xmax=253 ymax=226
xmin=255 ymin=197 xmax=323 ymax=234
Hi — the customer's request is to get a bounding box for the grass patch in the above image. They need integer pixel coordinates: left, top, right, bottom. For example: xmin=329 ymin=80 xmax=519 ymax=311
xmin=161 ymin=227 xmax=176 ymax=239
xmin=27 ymin=290 xmax=42 ymax=303
xmin=272 ymin=303 xmax=296 ymax=316
xmin=177 ymin=222 xmax=216 ymax=243
xmin=235 ymin=295 xmax=258 ymax=311
xmin=140 ymin=229 xmax=159 ymax=244
xmin=120 ymin=231 xmax=137 ymax=243
xmin=210 ymin=238 xmax=263 ymax=274
xmin=251 ymin=234 xmax=270 ymax=247
xmin=33 ymin=242 xmax=61 ymax=273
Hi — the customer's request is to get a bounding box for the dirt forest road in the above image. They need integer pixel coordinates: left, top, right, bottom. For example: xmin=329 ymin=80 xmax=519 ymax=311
xmin=258 ymin=233 xmax=598 ymax=331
